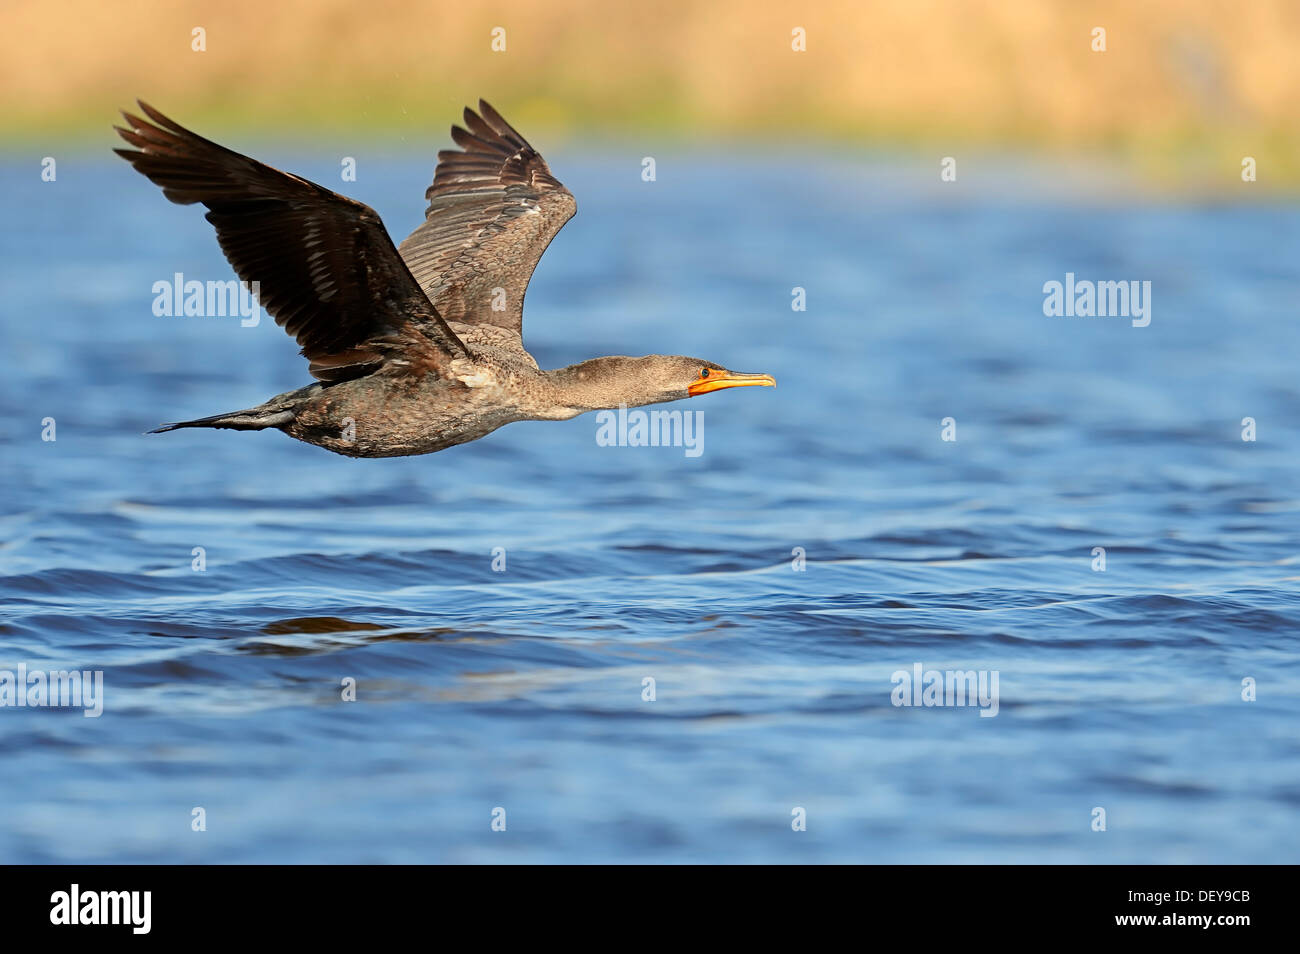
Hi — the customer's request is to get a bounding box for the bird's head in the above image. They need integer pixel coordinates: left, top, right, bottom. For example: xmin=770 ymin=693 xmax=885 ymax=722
xmin=645 ymin=356 xmax=777 ymax=402
xmin=554 ymin=355 xmax=776 ymax=411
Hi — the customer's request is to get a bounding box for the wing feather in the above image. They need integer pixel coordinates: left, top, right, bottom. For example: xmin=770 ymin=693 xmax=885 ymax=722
xmin=398 ymin=100 xmax=576 ymax=337
xmin=114 ymin=101 xmax=470 ymax=383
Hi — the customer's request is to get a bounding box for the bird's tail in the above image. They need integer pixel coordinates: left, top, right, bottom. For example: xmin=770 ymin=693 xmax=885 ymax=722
xmin=149 ymin=406 xmax=296 ymax=434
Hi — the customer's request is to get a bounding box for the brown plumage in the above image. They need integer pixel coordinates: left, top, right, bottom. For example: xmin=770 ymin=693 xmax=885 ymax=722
xmin=114 ymin=99 xmax=775 ymax=458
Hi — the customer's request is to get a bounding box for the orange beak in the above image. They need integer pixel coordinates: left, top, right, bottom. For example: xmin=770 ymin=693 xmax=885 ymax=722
xmin=687 ymin=371 xmax=777 ymax=397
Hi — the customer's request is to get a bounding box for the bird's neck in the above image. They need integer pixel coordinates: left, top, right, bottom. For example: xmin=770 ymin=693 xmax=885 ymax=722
xmin=542 ymin=357 xmax=665 ymax=417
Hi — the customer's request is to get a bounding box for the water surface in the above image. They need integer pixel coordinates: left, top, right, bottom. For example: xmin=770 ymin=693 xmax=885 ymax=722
xmin=1 ymin=148 xmax=1298 ymax=862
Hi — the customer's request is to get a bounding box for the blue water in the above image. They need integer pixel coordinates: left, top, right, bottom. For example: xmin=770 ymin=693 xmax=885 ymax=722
xmin=2 ymin=146 xmax=1298 ymax=863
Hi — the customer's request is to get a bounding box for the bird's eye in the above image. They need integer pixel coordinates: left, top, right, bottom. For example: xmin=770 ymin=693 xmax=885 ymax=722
xmin=700 ymin=368 xmax=710 ymax=378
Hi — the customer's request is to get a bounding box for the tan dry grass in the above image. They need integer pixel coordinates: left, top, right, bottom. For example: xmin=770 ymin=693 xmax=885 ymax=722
xmin=4 ymin=0 xmax=1297 ymax=185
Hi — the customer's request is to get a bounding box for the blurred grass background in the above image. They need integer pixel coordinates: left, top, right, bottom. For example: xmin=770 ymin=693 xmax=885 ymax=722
xmin=3 ymin=0 xmax=1298 ymax=189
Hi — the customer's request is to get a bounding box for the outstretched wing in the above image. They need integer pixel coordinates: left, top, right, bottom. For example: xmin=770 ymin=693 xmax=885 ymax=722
xmin=114 ymin=101 xmax=470 ymax=383
xmin=398 ymin=100 xmax=576 ymax=338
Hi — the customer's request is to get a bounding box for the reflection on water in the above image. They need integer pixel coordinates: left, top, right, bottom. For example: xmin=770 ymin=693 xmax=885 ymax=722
xmin=0 ymin=150 xmax=1298 ymax=862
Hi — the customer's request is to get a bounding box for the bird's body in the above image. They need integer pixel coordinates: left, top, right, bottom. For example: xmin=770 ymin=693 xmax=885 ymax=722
xmin=114 ymin=100 xmax=774 ymax=457
xmin=281 ymin=335 xmax=559 ymax=458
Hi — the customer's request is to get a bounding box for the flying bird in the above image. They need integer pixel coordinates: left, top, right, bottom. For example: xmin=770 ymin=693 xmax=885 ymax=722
xmin=113 ymin=100 xmax=775 ymax=457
